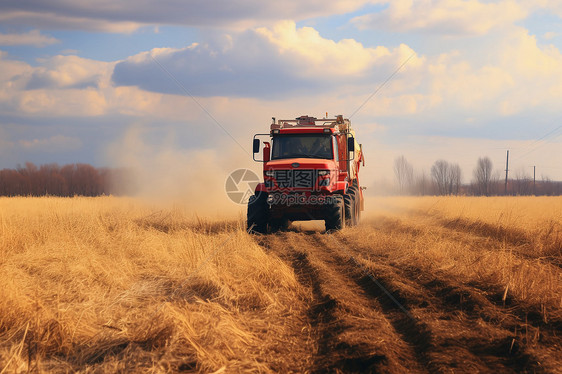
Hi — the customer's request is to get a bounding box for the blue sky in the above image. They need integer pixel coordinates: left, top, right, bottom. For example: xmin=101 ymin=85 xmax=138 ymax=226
xmin=1 ymin=0 xmax=561 ymax=192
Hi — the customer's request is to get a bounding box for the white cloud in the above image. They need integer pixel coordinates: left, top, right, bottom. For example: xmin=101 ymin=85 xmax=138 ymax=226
xmin=0 ymin=29 xmax=59 ymax=47
xmin=543 ymin=32 xmax=558 ymax=40
xmin=368 ymin=26 xmax=562 ymax=119
xmin=528 ymin=0 xmax=562 ymax=18
xmin=353 ymin=0 xmax=527 ymax=36
xmin=426 ymin=54 xmax=515 ymax=112
xmin=112 ymin=21 xmax=423 ymax=98
xmin=18 ymin=135 xmax=82 ymax=152
xmin=26 ymin=55 xmax=114 ymax=89
xmin=495 ymin=27 xmax=562 ymax=113
xmin=0 ymin=21 xmax=560 ymax=126
xmin=16 ymin=88 xmax=108 ymax=116
xmin=0 ymin=54 xmax=113 ymax=116
xmin=255 ymin=21 xmax=422 ymax=77
xmin=0 ymin=51 xmax=33 ymax=84
xmin=255 ymin=21 xmax=382 ymax=75
xmin=502 ymin=29 xmax=562 ymax=77
xmin=0 ymin=21 xmax=559 ymax=125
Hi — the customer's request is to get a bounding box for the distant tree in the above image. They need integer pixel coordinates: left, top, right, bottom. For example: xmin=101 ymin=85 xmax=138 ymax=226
xmin=448 ymin=163 xmax=462 ymax=195
xmin=513 ymin=168 xmax=532 ymax=195
xmin=472 ymin=157 xmax=493 ymax=196
xmin=75 ymin=163 xmax=99 ymax=196
xmin=394 ymin=155 xmax=414 ymax=194
xmin=0 ymin=162 xmax=129 ymax=197
xmin=431 ymin=160 xmax=449 ymax=195
xmin=538 ymin=175 xmax=562 ymax=196
xmin=489 ymin=170 xmax=502 ymax=196
xmin=430 ymin=160 xmax=462 ymax=195
xmin=414 ymin=170 xmax=430 ymax=196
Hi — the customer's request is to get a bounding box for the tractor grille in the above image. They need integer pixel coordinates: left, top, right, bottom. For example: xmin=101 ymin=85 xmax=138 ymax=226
xmin=271 ymin=169 xmax=315 ymax=189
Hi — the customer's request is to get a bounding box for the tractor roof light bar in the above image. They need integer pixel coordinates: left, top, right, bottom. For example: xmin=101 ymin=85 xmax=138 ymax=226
xmin=271 ymin=115 xmax=350 ymax=132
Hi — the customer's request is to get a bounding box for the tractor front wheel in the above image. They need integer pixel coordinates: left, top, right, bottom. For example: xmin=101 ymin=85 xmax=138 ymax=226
xmin=325 ymin=196 xmax=345 ymax=231
xmin=269 ymin=218 xmax=290 ymax=233
xmin=247 ymin=192 xmax=268 ymax=234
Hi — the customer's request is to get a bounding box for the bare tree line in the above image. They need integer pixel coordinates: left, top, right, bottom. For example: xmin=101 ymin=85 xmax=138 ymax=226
xmin=0 ymin=162 xmax=133 ymax=197
xmin=394 ymin=156 xmax=562 ymax=196
xmin=393 ymin=155 xmax=414 ymax=193
xmin=2 ymin=159 xmax=559 ymax=198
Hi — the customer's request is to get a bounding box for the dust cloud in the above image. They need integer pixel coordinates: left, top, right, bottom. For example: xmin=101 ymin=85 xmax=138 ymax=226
xmin=105 ymin=124 xmax=260 ymax=217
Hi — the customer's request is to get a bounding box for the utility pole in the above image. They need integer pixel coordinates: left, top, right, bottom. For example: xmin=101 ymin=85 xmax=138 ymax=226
xmin=533 ymin=165 xmax=536 ymax=195
xmin=504 ymin=150 xmax=509 ymax=195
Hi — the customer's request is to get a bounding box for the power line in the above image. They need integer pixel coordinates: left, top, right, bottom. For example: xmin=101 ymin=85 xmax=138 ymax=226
xmin=513 ymin=124 xmax=562 ymax=161
xmin=349 ymin=52 xmax=416 ymax=119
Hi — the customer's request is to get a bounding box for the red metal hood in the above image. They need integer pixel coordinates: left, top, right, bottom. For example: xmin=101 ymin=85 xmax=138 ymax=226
xmin=265 ymin=158 xmax=338 ymax=170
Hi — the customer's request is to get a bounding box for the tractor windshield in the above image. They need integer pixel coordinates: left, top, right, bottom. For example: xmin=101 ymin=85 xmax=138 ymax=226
xmin=271 ymin=134 xmax=333 ymax=160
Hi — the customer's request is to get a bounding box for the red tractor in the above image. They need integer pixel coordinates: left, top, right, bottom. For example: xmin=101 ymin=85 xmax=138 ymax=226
xmin=248 ymin=115 xmax=365 ymax=233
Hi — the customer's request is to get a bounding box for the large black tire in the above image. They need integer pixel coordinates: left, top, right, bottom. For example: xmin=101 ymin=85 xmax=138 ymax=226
xmin=350 ymin=186 xmax=361 ymax=225
xmin=247 ymin=192 xmax=268 ymax=234
xmin=325 ymin=196 xmax=345 ymax=231
xmin=344 ymin=192 xmax=356 ymax=227
xmin=269 ymin=218 xmax=289 ymax=233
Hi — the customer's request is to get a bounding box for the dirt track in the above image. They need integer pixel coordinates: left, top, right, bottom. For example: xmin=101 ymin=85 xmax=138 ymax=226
xmin=254 ymin=215 xmax=562 ymax=373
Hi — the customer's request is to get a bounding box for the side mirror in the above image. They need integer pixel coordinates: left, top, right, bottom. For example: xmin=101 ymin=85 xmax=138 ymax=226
xmin=347 ymin=136 xmax=355 ymax=152
xmin=252 ymin=134 xmax=272 ymax=162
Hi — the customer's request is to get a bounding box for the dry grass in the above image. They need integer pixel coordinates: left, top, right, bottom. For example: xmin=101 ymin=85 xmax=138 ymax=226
xmin=1 ymin=196 xmax=561 ymax=372
xmin=357 ymin=196 xmax=562 ymax=324
xmin=0 ymin=197 xmax=307 ymax=372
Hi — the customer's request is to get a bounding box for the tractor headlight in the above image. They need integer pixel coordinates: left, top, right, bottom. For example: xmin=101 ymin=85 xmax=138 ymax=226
xmin=318 ymin=178 xmax=330 ymax=186
xmin=267 ymin=194 xmax=274 ymax=204
xmin=317 ymin=170 xmax=330 ymax=176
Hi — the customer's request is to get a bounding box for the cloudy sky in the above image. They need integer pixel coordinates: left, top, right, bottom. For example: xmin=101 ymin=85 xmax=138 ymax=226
xmin=1 ymin=0 xmax=562 ymax=192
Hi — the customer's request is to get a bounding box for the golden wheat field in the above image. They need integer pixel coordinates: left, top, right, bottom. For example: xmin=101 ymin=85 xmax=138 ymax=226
xmin=0 ymin=196 xmax=561 ymax=373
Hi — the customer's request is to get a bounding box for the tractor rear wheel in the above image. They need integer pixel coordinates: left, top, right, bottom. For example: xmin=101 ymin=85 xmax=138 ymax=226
xmin=344 ymin=192 xmax=356 ymax=227
xmin=350 ymin=186 xmax=361 ymax=224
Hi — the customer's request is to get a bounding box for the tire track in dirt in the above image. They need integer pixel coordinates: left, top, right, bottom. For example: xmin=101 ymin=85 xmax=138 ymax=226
xmin=334 ymin=231 xmax=553 ymax=372
xmin=302 ymin=233 xmax=435 ymax=371
xmin=260 ymin=232 xmax=428 ymax=373
xmin=261 ymin=235 xmax=345 ymax=370
xmin=256 ymin=219 xmax=560 ymax=372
